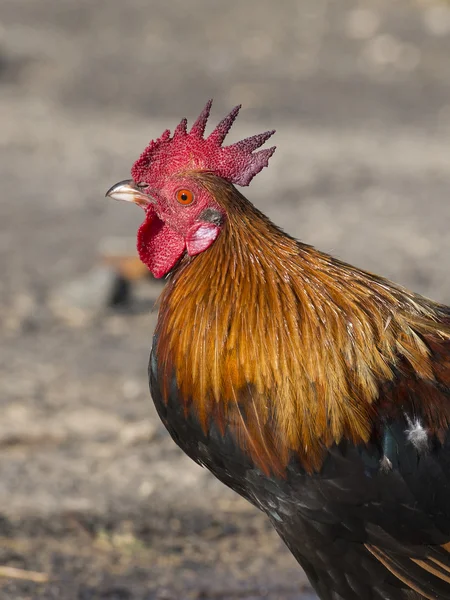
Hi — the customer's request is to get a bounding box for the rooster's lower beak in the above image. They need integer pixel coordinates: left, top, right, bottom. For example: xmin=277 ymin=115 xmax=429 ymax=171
xmin=105 ymin=179 xmax=151 ymax=208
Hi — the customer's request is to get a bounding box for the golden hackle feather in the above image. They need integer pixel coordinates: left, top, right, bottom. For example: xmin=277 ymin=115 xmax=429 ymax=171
xmin=155 ymin=174 xmax=450 ymax=474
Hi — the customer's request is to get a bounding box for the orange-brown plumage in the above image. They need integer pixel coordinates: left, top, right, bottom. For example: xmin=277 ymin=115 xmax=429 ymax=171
xmin=155 ymin=174 xmax=450 ymax=475
xmin=107 ymin=102 xmax=450 ymax=600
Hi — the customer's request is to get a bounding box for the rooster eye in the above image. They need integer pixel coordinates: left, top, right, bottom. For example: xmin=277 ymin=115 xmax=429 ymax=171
xmin=176 ymin=189 xmax=194 ymax=205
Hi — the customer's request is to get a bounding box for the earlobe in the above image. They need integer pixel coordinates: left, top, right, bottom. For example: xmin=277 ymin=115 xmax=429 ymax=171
xmin=185 ymin=222 xmax=220 ymax=256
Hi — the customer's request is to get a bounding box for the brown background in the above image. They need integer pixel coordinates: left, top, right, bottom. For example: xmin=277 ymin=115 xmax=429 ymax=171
xmin=1 ymin=0 xmax=450 ymax=598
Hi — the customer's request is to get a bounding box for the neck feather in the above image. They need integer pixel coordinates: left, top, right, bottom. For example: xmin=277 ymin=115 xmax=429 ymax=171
xmin=155 ymin=180 xmax=450 ymax=474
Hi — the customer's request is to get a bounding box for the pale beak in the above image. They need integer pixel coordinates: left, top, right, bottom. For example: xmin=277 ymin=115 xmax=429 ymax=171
xmin=105 ymin=179 xmax=152 ymax=208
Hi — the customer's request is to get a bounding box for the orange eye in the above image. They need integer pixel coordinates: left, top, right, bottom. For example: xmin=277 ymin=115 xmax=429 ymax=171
xmin=176 ymin=189 xmax=194 ymax=205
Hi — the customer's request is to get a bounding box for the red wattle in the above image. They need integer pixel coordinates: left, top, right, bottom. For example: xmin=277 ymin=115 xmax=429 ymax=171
xmin=137 ymin=207 xmax=186 ymax=278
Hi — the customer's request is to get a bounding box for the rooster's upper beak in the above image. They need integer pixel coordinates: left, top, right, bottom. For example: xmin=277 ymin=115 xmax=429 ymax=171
xmin=105 ymin=179 xmax=152 ymax=208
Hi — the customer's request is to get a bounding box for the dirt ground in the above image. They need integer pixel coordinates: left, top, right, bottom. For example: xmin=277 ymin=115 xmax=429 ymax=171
xmin=1 ymin=0 xmax=450 ymax=598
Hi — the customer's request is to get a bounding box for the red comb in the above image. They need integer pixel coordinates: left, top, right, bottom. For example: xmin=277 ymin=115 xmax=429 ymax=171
xmin=131 ymin=100 xmax=276 ymax=187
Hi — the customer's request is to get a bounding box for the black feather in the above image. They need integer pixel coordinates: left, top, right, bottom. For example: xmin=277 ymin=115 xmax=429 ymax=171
xmin=150 ymin=335 xmax=450 ymax=600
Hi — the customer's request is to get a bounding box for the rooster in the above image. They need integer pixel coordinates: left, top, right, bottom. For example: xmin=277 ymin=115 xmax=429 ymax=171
xmin=106 ymin=101 xmax=450 ymax=600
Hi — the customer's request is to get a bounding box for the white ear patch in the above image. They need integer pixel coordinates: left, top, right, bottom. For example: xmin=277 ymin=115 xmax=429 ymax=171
xmin=405 ymin=416 xmax=429 ymax=454
xmin=185 ymin=222 xmax=220 ymax=256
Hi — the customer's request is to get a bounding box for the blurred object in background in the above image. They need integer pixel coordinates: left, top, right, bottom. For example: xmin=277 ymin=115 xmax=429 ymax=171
xmin=99 ymin=237 xmax=155 ymax=307
xmin=0 ymin=0 xmax=450 ymax=599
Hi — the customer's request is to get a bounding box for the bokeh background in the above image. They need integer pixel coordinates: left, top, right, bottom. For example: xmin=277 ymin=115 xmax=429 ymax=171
xmin=1 ymin=0 xmax=450 ymax=598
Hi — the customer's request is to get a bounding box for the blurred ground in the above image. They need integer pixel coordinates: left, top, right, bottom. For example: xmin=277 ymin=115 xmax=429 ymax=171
xmin=1 ymin=0 xmax=450 ymax=598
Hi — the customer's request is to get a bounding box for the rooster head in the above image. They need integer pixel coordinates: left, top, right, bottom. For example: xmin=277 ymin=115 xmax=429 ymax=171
xmin=106 ymin=100 xmax=276 ymax=278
